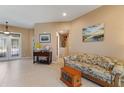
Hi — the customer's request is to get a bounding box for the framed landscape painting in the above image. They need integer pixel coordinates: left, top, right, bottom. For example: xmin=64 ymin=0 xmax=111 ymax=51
xmin=82 ymin=23 xmax=104 ymax=42
xmin=39 ymin=33 xmax=51 ymax=43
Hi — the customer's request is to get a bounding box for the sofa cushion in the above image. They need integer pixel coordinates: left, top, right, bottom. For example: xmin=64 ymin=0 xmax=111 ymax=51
xmin=79 ymin=63 xmax=113 ymax=84
xmin=65 ymin=60 xmax=90 ymax=73
xmin=89 ymin=65 xmax=112 ymax=83
xmin=99 ymin=56 xmax=115 ymax=70
xmin=76 ymin=53 xmax=115 ymax=71
xmin=65 ymin=60 xmax=113 ymax=84
xmin=77 ymin=53 xmax=98 ymax=64
xmin=77 ymin=55 xmax=84 ymax=62
xmin=75 ymin=62 xmax=91 ymax=71
xmin=83 ymin=54 xmax=95 ymax=64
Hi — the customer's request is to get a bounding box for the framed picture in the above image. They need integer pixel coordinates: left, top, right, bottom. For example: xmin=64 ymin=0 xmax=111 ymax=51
xmin=82 ymin=23 xmax=104 ymax=42
xmin=39 ymin=33 xmax=51 ymax=43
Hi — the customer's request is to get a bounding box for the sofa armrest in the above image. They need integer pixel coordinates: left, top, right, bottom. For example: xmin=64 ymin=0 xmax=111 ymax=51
xmin=112 ymin=64 xmax=124 ymax=76
xmin=113 ymin=73 xmax=121 ymax=87
xmin=64 ymin=55 xmax=78 ymax=62
xmin=63 ymin=56 xmax=70 ymax=63
xmin=111 ymin=64 xmax=124 ymax=86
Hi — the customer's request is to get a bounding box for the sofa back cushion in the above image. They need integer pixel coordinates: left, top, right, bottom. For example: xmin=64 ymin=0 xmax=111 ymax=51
xmin=77 ymin=53 xmax=100 ymax=64
xmin=77 ymin=53 xmax=115 ymax=71
xmin=76 ymin=55 xmax=83 ymax=62
xmin=77 ymin=53 xmax=93 ymax=64
xmin=98 ymin=56 xmax=115 ymax=71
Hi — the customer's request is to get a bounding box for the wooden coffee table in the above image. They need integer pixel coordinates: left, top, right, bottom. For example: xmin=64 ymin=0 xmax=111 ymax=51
xmin=60 ymin=66 xmax=81 ymax=87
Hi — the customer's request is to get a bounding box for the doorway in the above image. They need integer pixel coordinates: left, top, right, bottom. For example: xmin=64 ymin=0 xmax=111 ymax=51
xmin=56 ymin=30 xmax=69 ymax=59
xmin=0 ymin=32 xmax=21 ymax=61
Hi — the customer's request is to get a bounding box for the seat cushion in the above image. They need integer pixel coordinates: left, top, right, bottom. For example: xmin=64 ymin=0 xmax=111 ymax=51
xmin=88 ymin=65 xmax=112 ymax=84
xmin=65 ymin=61 xmax=113 ymax=84
xmin=65 ymin=61 xmax=90 ymax=73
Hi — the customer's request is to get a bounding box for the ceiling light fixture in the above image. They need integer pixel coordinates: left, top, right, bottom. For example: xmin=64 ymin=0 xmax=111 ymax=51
xmin=62 ymin=12 xmax=67 ymax=17
xmin=4 ymin=31 xmax=10 ymax=34
xmin=4 ymin=21 xmax=10 ymax=34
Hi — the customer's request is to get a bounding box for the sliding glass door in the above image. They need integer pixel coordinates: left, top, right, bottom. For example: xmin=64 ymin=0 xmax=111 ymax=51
xmin=0 ymin=36 xmax=8 ymax=60
xmin=0 ymin=33 xmax=21 ymax=61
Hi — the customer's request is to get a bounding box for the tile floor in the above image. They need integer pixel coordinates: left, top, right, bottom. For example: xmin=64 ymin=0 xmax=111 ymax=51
xmin=0 ymin=58 xmax=99 ymax=87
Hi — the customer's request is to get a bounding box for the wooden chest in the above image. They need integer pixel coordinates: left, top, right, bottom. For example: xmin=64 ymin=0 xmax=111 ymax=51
xmin=60 ymin=66 xmax=81 ymax=87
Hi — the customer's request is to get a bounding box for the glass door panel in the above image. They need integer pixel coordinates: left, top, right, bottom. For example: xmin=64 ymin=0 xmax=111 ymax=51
xmin=0 ymin=37 xmax=8 ymax=60
xmin=11 ymin=39 xmax=19 ymax=57
xmin=9 ymin=37 xmax=21 ymax=59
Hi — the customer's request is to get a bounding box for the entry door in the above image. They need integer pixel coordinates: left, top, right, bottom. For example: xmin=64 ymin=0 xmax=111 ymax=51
xmin=0 ymin=36 xmax=8 ymax=60
xmin=9 ymin=36 xmax=21 ymax=59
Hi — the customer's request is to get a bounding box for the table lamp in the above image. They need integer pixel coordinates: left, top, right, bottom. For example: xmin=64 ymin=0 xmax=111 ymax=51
xmin=35 ymin=42 xmax=42 ymax=50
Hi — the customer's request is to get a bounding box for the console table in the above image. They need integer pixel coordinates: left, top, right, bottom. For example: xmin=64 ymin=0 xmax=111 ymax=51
xmin=33 ymin=51 xmax=52 ymax=64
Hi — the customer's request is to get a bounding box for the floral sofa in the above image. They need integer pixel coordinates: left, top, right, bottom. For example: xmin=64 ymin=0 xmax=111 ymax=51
xmin=64 ymin=53 xmax=124 ymax=87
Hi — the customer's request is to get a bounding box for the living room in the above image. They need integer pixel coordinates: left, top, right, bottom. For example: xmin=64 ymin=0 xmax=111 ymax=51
xmin=34 ymin=6 xmax=124 ymax=87
xmin=0 ymin=3 xmax=124 ymax=92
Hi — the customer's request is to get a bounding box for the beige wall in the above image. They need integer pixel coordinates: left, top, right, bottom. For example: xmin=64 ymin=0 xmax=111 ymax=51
xmin=0 ymin=24 xmax=34 ymax=57
xmin=34 ymin=5 xmax=124 ymax=60
xmin=70 ymin=6 xmax=124 ymax=60
xmin=1 ymin=6 xmax=124 ymax=60
xmin=34 ymin=22 xmax=71 ymax=60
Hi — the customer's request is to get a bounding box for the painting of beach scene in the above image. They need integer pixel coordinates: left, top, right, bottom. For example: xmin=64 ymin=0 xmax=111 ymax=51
xmin=82 ymin=23 xmax=104 ymax=42
xmin=39 ymin=33 xmax=51 ymax=43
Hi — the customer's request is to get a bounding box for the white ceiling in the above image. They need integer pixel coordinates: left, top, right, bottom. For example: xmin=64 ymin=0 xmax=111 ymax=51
xmin=0 ymin=5 xmax=101 ymax=28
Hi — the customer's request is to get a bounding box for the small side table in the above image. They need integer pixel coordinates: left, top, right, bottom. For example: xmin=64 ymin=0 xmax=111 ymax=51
xmin=60 ymin=66 xmax=81 ymax=87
